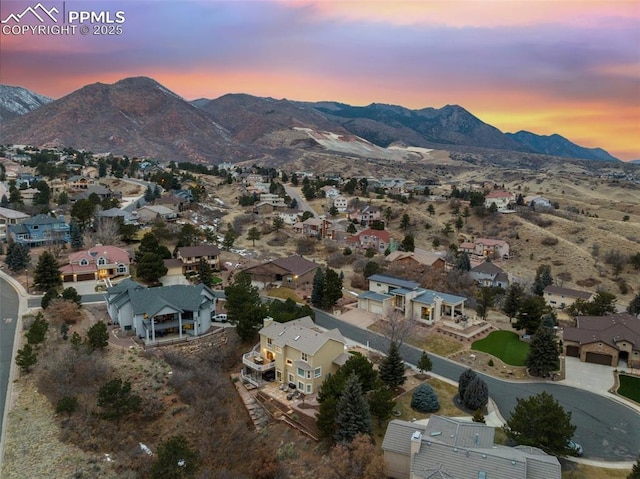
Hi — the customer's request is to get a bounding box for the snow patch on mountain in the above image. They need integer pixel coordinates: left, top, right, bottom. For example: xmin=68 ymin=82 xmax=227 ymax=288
xmin=0 ymin=85 xmax=52 ymax=120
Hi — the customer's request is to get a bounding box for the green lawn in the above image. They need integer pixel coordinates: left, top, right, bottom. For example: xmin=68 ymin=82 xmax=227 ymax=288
xmin=617 ymin=374 xmax=640 ymax=403
xmin=471 ymin=330 xmax=529 ymax=366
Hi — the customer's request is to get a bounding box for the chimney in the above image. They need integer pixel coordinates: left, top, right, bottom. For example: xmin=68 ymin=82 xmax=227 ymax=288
xmin=263 ymin=316 xmax=274 ymax=328
xmin=410 ymin=431 xmax=422 ymax=457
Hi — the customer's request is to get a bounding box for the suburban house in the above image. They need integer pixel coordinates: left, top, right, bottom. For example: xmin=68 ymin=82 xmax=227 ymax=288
xmin=348 ymin=205 xmax=382 ymax=226
xmin=66 ymin=175 xmax=96 ymax=190
xmin=321 ymin=185 xmax=341 ymax=198
xmin=70 ymin=185 xmax=121 ymax=203
xmin=0 ymin=206 xmax=29 ymax=241
xmin=294 ymin=217 xmax=334 ymax=239
xmin=7 ymin=214 xmax=70 ymax=247
xmin=176 ymin=245 xmax=221 ymax=273
xmin=259 ymin=193 xmax=287 ymax=208
xmin=241 ymin=316 xmax=347 ymax=393
xmin=523 ymin=195 xmax=553 ymax=209
xmin=543 ymin=285 xmax=593 ymax=310
xmin=135 ymin=204 xmax=177 ymax=223
xmin=469 ymin=261 xmax=510 ymax=288
xmin=385 ymin=249 xmax=445 ymax=272
xmin=18 ymin=188 xmax=38 ymax=206
xmin=332 ymin=195 xmax=348 ymax=212
xmin=61 ymin=245 xmax=131 ymax=283
xmin=563 ymin=313 xmax=640 ymax=368
xmin=382 ymin=416 xmax=561 ymax=479
xmin=459 ymin=238 xmax=510 ymax=259
xmin=242 ymin=255 xmax=320 ymax=289
xmin=155 ymin=194 xmax=186 ymax=213
xmin=98 ymin=207 xmax=138 ymax=225
xmin=358 ymin=274 xmax=468 ymax=324
xmin=484 ymin=190 xmax=515 ymax=210
xmin=347 ymin=228 xmax=398 ymax=254
xmin=275 ymin=209 xmax=302 ymax=225
xmin=105 ymin=279 xmax=219 ymax=344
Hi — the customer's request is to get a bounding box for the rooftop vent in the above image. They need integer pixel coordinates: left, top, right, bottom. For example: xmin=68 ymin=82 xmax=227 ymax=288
xmin=430 ymin=431 xmax=442 ymax=437
xmin=294 ymin=335 xmax=300 ymax=341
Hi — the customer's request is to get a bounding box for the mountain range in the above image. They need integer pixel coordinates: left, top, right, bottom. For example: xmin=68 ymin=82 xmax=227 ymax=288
xmin=0 ymin=77 xmax=622 ymax=164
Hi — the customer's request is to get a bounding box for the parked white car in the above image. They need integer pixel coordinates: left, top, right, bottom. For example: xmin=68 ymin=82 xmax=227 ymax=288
xmin=213 ymin=313 xmax=227 ymax=322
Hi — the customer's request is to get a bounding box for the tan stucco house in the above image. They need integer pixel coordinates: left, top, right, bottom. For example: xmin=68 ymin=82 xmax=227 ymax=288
xmin=543 ymin=285 xmax=593 ymax=310
xmin=241 ymin=316 xmax=347 ymax=394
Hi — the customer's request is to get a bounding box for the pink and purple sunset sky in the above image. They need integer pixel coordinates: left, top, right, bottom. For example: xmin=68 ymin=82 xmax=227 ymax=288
xmin=1 ymin=0 xmax=639 ymax=160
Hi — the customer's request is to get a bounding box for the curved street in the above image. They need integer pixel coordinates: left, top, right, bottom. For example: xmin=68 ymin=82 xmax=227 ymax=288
xmin=0 ymin=274 xmax=20 ymax=459
xmin=314 ymin=309 xmax=640 ymax=462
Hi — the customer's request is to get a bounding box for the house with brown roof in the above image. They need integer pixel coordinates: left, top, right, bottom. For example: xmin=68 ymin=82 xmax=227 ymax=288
xmin=241 ymin=316 xmax=347 ymax=392
xmin=347 ymin=205 xmax=382 ymax=226
xmin=385 ymin=249 xmax=445 ymax=272
xmin=242 ymin=255 xmax=320 ymax=289
xmin=469 ymin=261 xmax=510 ymax=288
xmin=0 ymin=206 xmax=29 ymax=241
xmin=383 ymin=416 xmax=560 ymax=479
xmin=347 ymin=228 xmax=398 ymax=254
xmin=155 ymin=195 xmax=186 ymax=213
xmin=176 ymin=245 xmax=221 ymax=273
xmin=61 ymin=245 xmax=131 ymax=283
xmin=543 ymin=285 xmax=594 ymax=310
xmin=563 ymin=313 xmax=640 ymax=368
xmin=459 ymin=238 xmax=509 ymax=259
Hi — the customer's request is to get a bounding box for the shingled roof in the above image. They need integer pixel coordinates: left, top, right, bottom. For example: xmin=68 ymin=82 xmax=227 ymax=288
xmin=563 ymin=313 xmax=640 ymax=348
xmin=259 ymin=316 xmax=345 ymax=355
xmin=271 ymin=255 xmax=319 ymax=276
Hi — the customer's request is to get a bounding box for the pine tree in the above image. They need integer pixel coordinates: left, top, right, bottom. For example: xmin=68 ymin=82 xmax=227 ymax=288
xmin=33 ymin=251 xmax=62 ymax=292
xmin=311 ymin=268 xmax=325 ymax=308
xmin=4 ymin=242 xmax=30 ymax=272
xmin=526 ymin=327 xmax=560 ymax=378
xmin=504 ymin=391 xmax=576 ymax=456
xmin=197 ymin=257 xmax=214 ymax=287
xmin=455 ymin=252 xmax=471 ymax=271
xmin=151 ymin=435 xmax=201 ymax=479
xmin=400 ymin=213 xmax=410 ymax=229
xmin=247 ymin=226 xmax=261 ymax=246
xmin=322 ymin=267 xmax=343 ymax=309
xmin=463 ymin=376 xmax=489 ymax=410
xmin=629 ymin=456 xmax=640 ymax=479
xmin=369 ymin=380 xmax=395 ymax=426
xmin=15 ymin=343 xmax=37 ymax=373
xmin=26 ymin=312 xmax=48 ymax=345
xmin=224 ymin=272 xmax=266 ymax=342
xmin=69 ymin=220 xmax=84 ymax=251
xmin=334 ymin=372 xmax=372 ymax=444
xmin=136 ymin=253 xmax=168 ymax=283
xmin=411 ymin=383 xmax=439 ymax=413
xmin=532 ymin=265 xmax=553 ymax=296
xmin=0 ymin=194 xmax=8 ymax=207
xmin=458 ymin=368 xmax=477 ymax=401
xmin=379 ymin=342 xmax=406 ymax=389
xmin=503 ymin=283 xmax=524 ymax=321
xmin=417 ymin=351 xmax=432 ymax=375
xmin=97 ymin=378 xmax=142 ymax=421
xmin=87 ymin=321 xmax=109 ymax=351
xmin=401 ymin=234 xmax=415 ymax=252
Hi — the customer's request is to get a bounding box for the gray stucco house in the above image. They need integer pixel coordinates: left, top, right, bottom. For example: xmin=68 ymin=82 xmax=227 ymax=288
xmin=105 ymin=279 xmax=221 ymax=344
xmin=382 ymin=416 xmax=561 ymax=479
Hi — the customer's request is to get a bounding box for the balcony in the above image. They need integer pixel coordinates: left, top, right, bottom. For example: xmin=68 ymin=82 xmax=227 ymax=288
xmin=243 ymin=351 xmax=275 ymax=372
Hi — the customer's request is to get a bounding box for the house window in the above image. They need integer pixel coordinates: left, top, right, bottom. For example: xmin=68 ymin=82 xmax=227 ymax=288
xmin=297 ymin=367 xmax=305 ymax=377
xmin=286 ymin=358 xmax=292 ymax=366
xmin=117 ymin=264 xmax=127 ymax=273
xmin=80 ymin=258 xmax=89 ymax=266
xmin=314 ymin=367 xmax=322 ymax=378
xmin=33 ymin=225 xmax=38 ymax=230
xmin=306 ymin=383 xmax=312 ymax=393
xmin=298 ymin=381 xmax=304 ymax=391
xmin=288 ymin=373 xmax=294 ymax=383
xmin=267 ymin=338 xmax=273 ymax=349
xmin=301 ymin=352 xmax=308 ymax=362
xmin=97 ymin=257 xmax=107 ymax=266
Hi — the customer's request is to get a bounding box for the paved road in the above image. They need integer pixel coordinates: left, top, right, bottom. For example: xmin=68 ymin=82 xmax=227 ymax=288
xmin=314 ymin=310 xmax=640 ymax=462
xmin=0 ymin=276 xmax=19 ymax=441
xmin=284 ymin=185 xmax=315 ymax=215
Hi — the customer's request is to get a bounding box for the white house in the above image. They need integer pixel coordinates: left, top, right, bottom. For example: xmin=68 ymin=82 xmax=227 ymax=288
xmin=332 ymin=195 xmax=348 ymax=212
xmin=358 ymin=274 xmax=467 ymax=324
xmin=484 ymin=191 xmax=515 ymax=210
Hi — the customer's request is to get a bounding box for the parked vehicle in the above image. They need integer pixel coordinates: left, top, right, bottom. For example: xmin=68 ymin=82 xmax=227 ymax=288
xmin=213 ymin=313 xmax=227 ymax=322
xmin=567 ymin=440 xmax=583 ymax=456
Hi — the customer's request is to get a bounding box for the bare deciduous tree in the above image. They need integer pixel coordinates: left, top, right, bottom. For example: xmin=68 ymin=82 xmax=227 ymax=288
xmin=85 ymin=217 xmax=123 ymax=246
xmin=377 ymin=304 xmax=419 ymax=347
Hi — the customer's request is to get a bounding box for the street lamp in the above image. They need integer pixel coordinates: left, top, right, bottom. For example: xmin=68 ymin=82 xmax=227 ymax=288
xmin=25 ymin=268 xmax=29 ymax=293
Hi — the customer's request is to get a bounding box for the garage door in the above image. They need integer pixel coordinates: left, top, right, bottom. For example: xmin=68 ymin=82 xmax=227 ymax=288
xmin=77 ymin=273 xmax=95 ymax=281
xmin=369 ymin=303 xmax=383 ymax=315
xmin=566 ymin=346 xmax=579 ymax=357
xmin=63 ymin=274 xmax=75 ymax=283
xmin=585 ymin=352 xmax=612 ymax=365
